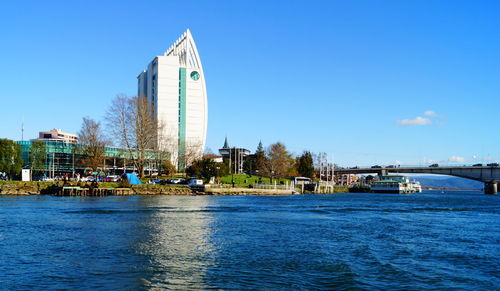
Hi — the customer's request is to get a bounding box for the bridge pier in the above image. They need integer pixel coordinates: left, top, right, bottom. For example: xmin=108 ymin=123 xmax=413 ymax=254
xmin=484 ymin=181 xmax=498 ymax=195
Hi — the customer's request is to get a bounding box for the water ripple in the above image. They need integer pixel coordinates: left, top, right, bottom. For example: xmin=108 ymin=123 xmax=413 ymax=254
xmin=0 ymin=191 xmax=498 ymax=290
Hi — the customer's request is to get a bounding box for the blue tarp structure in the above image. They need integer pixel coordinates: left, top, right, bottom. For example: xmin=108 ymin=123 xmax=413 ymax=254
xmin=125 ymin=173 xmax=142 ymax=185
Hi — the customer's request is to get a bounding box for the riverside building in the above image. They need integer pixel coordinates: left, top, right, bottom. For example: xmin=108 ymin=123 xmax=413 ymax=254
xmin=219 ymin=137 xmax=250 ymax=174
xmin=38 ymin=129 xmax=78 ymax=144
xmin=137 ymin=29 xmax=207 ymax=170
xmin=18 ymin=130 xmax=160 ymax=179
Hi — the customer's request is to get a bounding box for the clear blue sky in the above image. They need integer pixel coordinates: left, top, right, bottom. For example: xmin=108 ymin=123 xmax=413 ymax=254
xmin=1 ymin=0 xmax=499 ymax=166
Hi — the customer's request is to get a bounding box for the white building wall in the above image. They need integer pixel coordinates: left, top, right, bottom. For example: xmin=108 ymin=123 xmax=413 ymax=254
xmin=137 ymin=71 xmax=147 ymax=97
xmin=185 ymin=68 xmax=206 ymax=156
xmin=156 ymin=56 xmax=180 ymax=162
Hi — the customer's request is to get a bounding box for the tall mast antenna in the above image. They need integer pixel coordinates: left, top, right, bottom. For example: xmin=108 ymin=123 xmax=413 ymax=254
xmin=21 ymin=116 xmax=25 ymax=141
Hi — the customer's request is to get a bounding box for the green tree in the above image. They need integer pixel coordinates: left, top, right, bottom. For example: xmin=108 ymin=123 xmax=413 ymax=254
xmin=0 ymin=139 xmax=23 ymax=179
xmin=186 ymin=160 xmax=203 ymax=178
xmin=161 ymin=159 xmax=177 ymax=176
xmin=265 ymin=142 xmax=294 ymax=179
xmin=254 ymin=141 xmax=267 ymax=176
xmin=186 ymin=156 xmax=226 ymax=182
xmin=243 ymin=155 xmax=256 ymax=174
xmin=296 ymin=151 xmax=314 ymax=178
xmin=29 ymin=141 xmax=47 ymax=176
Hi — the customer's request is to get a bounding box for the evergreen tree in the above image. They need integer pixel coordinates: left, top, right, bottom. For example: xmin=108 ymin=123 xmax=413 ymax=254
xmin=256 ymin=141 xmax=264 ymax=154
xmin=186 ymin=156 xmax=228 ymax=181
xmin=254 ymin=141 xmax=267 ymax=176
xmin=161 ymin=159 xmax=177 ymax=176
xmin=296 ymin=151 xmax=314 ymax=178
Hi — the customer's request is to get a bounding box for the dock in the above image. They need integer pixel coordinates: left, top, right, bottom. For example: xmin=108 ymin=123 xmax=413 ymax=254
xmin=57 ymin=187 xmax=133 ymax=196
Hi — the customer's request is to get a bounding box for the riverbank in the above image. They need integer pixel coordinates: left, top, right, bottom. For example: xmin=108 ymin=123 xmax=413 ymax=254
xmin=0 ymin=181 xmax=344 ymax=196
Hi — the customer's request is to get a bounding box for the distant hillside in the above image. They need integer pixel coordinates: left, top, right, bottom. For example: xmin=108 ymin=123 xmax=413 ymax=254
xmin=410 ymin=175 xmax=483 ymax=190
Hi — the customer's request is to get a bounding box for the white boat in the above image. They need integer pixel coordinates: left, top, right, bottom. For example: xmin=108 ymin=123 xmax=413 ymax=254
xmin=371 ymin=175 xmax=422 ymax=194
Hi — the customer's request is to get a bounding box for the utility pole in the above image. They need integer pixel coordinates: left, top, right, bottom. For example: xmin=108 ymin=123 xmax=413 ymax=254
xmin=326 ymin=162 xmax=329 ymax=185
xmin=229 ymin=148 xmax=232 ymax=174
xmin=332 ymin=154 xmax=335 ymax=185
xmin=52 ymin=152 xmax=55 ymax=178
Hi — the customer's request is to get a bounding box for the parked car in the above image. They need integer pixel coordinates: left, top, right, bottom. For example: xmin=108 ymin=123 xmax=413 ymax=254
xmin=371 ymin=165 xmax=382 ymax=169
xmin=472 ymin=163 xmax=483 ymax=167
xmin=188 ymin=179 xmax=203 ymax=187
xmin=169 ymin=178 xmax=182 ymax=184
xmin=429 ymin=164 xmax=439 ymax=167
xmin=80 ymin=176 xmax=95 ymax=182
xmin=107 ymin=175 xmax=121 ymax=182
xmin=386 ymin=165 xmax=395 ymax=168
xmin=148 ymin=178 xmax=161 ymax=184
xmin=487 ymin=163 xmax=499 ymax=167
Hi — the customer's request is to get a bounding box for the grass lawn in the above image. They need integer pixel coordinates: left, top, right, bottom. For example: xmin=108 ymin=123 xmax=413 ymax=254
xmin=219 ymin=174 xmax=290 ymax=186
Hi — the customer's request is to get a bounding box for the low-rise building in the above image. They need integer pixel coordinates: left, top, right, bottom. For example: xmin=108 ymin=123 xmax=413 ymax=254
xmin=38 ymin=129 xmax=78 ymax=144
xmin=218 ymin=137 xmax=250 ymax=174
xmin=337 ymin=174 xmax=358 ymax=186
xmin=18 ymin=129 xmax=162 ymax=178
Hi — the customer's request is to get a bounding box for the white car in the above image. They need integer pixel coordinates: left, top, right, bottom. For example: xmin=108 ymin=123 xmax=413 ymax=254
xmin=169 ymin=178 xmax=182 ymax=184
xmin=107 ymin=175 xmax=121 ymax=182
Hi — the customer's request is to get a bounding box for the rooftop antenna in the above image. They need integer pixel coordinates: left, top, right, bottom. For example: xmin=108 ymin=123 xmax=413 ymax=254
xmin=21 ymin=116 xmax=24 ymax=141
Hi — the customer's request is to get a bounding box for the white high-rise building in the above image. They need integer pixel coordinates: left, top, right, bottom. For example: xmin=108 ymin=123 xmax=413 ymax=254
xmin=138 ymin=29 xmax=207 ymax=169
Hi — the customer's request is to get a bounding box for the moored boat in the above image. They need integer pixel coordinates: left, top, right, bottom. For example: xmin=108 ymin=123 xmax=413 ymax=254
xmin=371 ymin=175 xmax=421 ymax=194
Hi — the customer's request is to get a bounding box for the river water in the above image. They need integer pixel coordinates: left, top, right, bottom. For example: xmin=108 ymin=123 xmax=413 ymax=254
xmin=0 ymin=191 xmax=499 ymax=290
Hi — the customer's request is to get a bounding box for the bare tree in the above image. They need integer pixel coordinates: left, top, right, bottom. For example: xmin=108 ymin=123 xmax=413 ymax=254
xmin=153 ymin=127 xmax=176 ymax=175
xmin=78 ymin=117 xmax=109 ymax=172
xmin=179 ymin=140 xmax=203 ymax=172
xmin=106 ymin=94 xmax=160 ymax=178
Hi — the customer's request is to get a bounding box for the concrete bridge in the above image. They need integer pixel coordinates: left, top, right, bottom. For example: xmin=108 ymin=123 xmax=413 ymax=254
xmin=334 ymin=166 xmax=500 ymax=194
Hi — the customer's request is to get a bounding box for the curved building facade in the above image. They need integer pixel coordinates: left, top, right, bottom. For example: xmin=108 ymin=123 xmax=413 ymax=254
xmin=138 ymin=29 xmax=207 ymax=169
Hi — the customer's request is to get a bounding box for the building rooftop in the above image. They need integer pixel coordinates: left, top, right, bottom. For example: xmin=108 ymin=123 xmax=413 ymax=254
xmin=38 ymin=129 xmax=78 ymax=144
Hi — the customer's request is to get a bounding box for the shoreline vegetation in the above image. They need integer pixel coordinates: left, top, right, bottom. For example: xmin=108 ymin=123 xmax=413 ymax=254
xmin=0 ymin=181 xmax=349 ymax=196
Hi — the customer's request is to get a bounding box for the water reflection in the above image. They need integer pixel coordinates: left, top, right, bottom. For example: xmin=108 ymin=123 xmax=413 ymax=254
xmin=132 ymin=196 xmax=215 ymax=289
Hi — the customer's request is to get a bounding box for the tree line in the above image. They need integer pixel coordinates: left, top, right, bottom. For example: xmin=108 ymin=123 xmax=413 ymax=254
xmin=0 ymin=93 xmax=321 ymax=181
xmin=185 ymin=141 xmax=316 ymax=182
xmin=0 ymin=139 xmax=49 ymax=180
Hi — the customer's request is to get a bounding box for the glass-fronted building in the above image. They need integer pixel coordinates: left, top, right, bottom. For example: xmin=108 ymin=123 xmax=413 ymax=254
xmin=17 ymin=140 xmax=162 ymax=178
